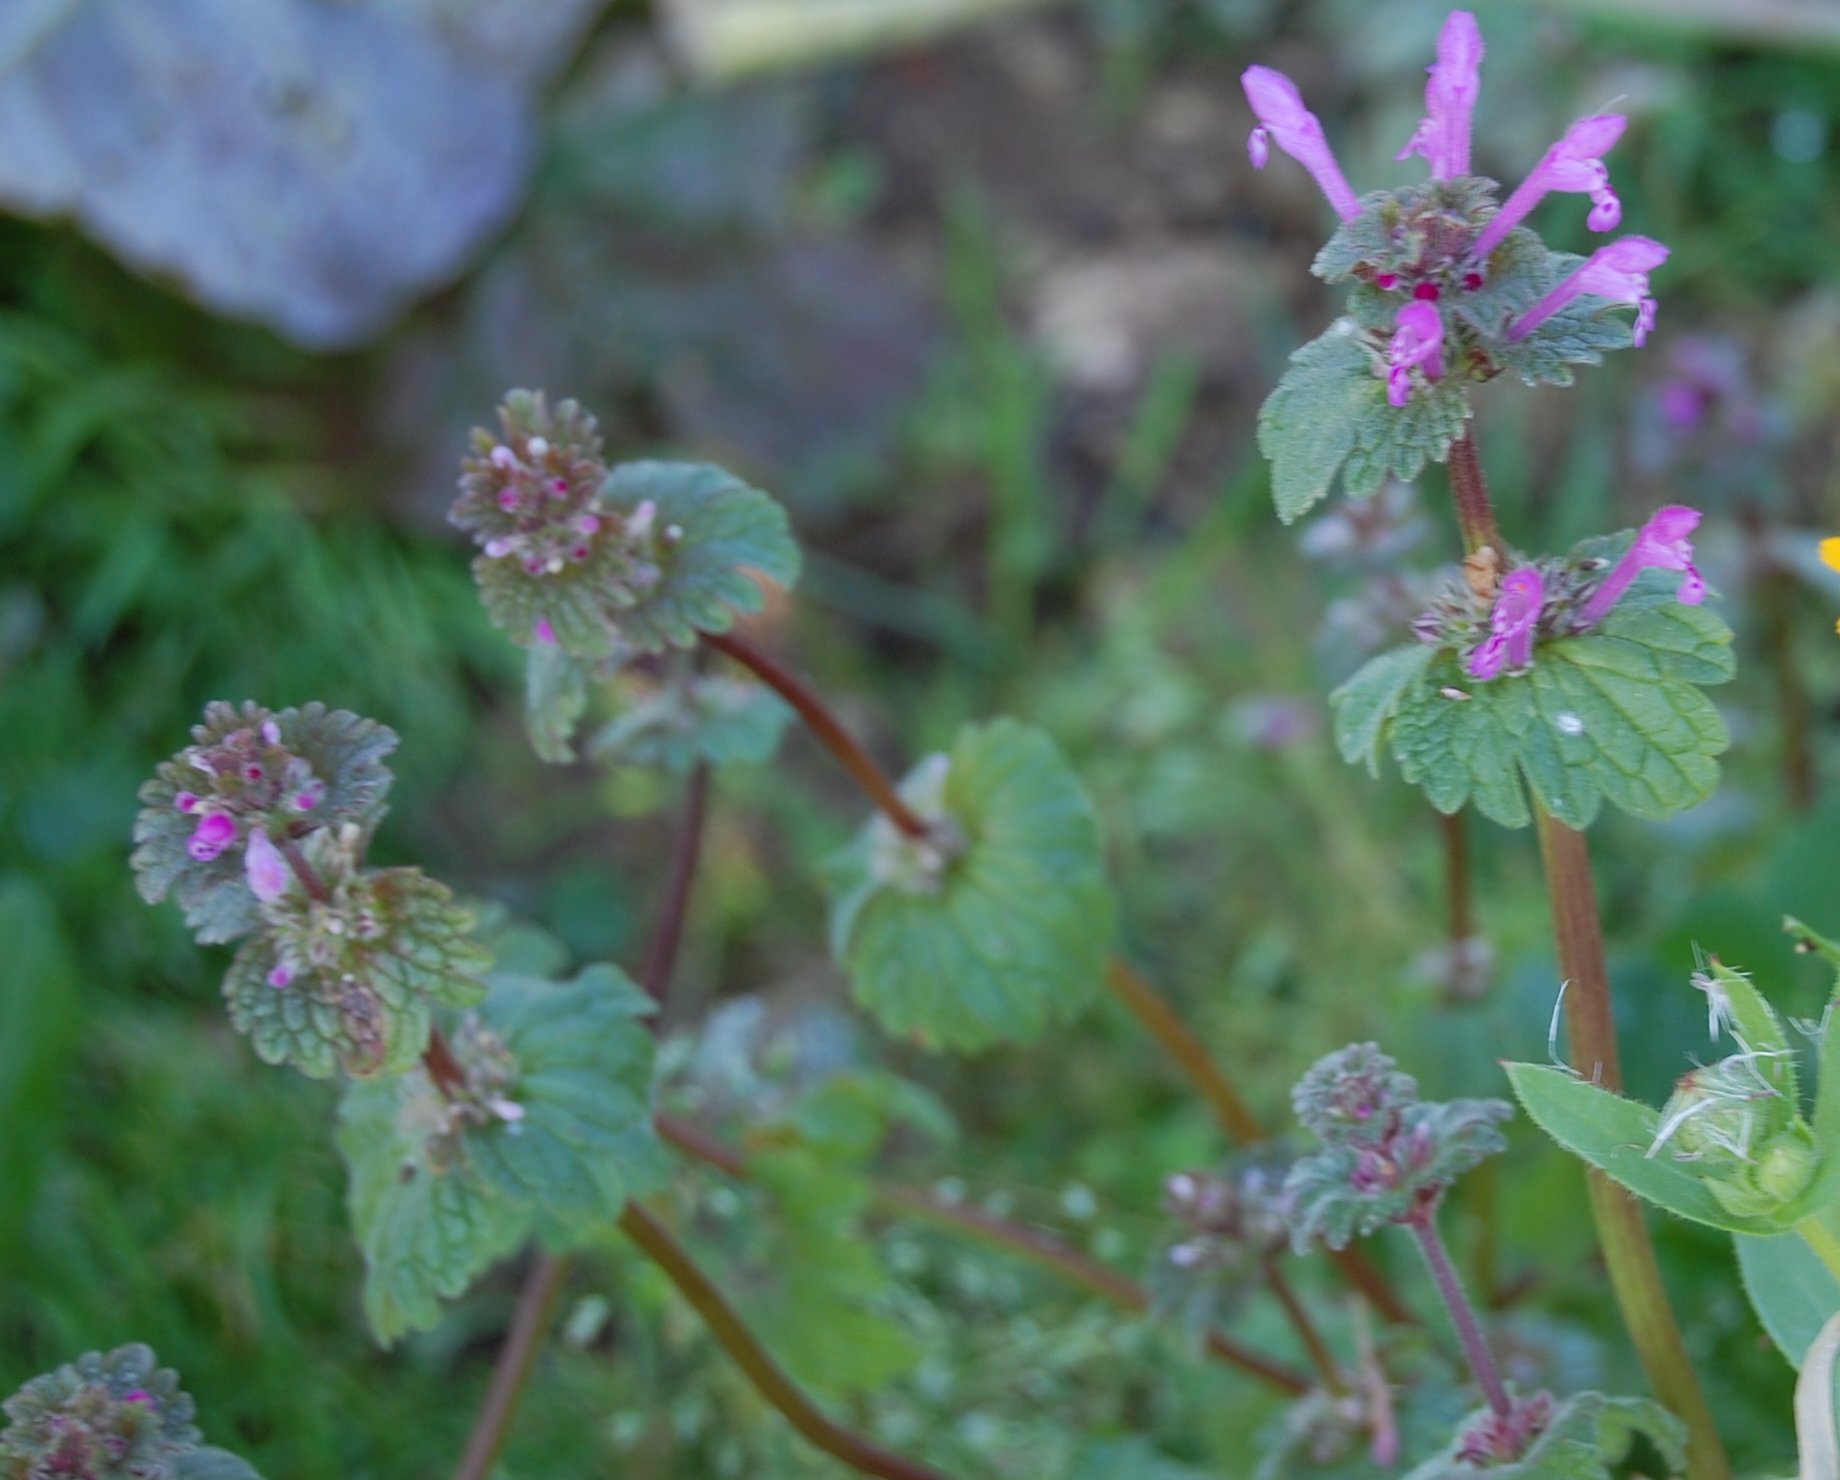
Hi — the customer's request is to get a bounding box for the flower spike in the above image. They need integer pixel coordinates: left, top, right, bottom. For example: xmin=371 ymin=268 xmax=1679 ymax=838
xmin=1579 ymin=505 xmax=1706 ymax=626
xmin=1508 ymin=236 xmax=1668 ymax=347
xmin=1241 ymin=66 xmax=1362 ymax=222
xmin=1396 ymin=11 xmax=1484 ymax=180
xmin=1466 ymin=568 xmax=1544 ymax=681
xmin=1474 ymin=113 xmax=1627 ymax=259
xmin=1383 ymin=301 xmax=1445 ymax=408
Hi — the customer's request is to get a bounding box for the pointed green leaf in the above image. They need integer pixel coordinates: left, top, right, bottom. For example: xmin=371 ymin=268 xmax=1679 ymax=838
xmin=1504 ymin=1063 xmax=1780 ymax=1233
xmin=1737 ymin=1227 xmax=1840 ymax=1370
xmin=1706 ymin=960 xmax=1797 ymax=1102
xmin=597 ymin=461 xmax=800 ymax=652
xmin=1340 ymin=374 xmax=1469 ymax=499
xmin=829 ymin=719 xmax=1114 ymax=1052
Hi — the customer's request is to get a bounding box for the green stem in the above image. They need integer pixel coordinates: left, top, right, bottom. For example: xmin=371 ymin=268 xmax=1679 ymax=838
xmin=700 ymin=627 xmax=929 ymax=839
xmin=1533 ymin=807 xmax=1731 ymax=1480
xmin=451 ymin=1253 xmax=569 ymax=1480
xmin=653 ymin=1111 xmax=1312 ymax=1395
xmin=1797 ymin=1216 xmax=1840 ymax=1286
xmin=1444 ymin=433 xmax=1507 ymax=563
xmin=619 ymin=1201 xmax=959 ymax=1480
xmin=1104 ymin=957 xmax=1264 ymax=1144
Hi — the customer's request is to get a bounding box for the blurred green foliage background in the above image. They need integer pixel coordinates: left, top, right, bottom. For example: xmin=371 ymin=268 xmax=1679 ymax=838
xmin=4 ymin=0 xmax=1840 ymax=1474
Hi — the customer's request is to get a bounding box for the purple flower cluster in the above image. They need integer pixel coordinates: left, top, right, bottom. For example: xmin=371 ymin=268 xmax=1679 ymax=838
xmin=1285 ymin=1044 xmax=1510 ymax=1250
xmin=1244 ymin=10 xmax=1667 ymax=406
xmin=1423 ymin=506 xmax=1709 ymax=683
xmin=170 ymin=715 xmax=327 ymax=865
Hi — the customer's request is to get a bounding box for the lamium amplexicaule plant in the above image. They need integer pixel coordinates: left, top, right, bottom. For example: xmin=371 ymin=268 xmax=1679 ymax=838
xmin=18 ymin=13 xmax=1838 ymax=1480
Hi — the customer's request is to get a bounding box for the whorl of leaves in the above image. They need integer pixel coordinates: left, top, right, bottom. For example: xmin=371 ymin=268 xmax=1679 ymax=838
xmin=223 ymin=826 xmax=488 ymax=1080
xmin=0 ymin=1345 xmax=263 ymax=1480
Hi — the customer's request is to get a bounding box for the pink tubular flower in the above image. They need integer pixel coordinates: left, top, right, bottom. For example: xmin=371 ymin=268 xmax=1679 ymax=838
xmin=1396 ymin=11 xmax=1484 ymax=179
xmin=186 ymin=812 xmax=237 ymax=863
xmin=1467 ymin=568 xmax=1545 ymax=680
xmin=1384 ymin=302 xmax=1445 ymax=408
xmin=1579 ymin=506 xmax=1706 ymax=626
xmin=1473 ymin=114 xmax=1627 ymax=260
xmin=1241 ymin=66 xmax=1362 ymax=222
xmin=533 ymin=617 xmax=558 ymax=646
xmin=1508 ymin=236 xmax=1668 ymax=347
xmin=244 ymin=826 xmax=291 ymax=904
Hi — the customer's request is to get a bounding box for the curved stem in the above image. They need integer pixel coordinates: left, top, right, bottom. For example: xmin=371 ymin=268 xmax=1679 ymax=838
xmin=641 ymin=761 xmax=712 ymax=1012
xmin=653 ymin=1111 xmax=1310 ymax=1394
xmin=451 ymin=1252 xmax=569 ymax=1480
xmin=276 ymin=836 xmax=330 ymax=902
xmin=1104 ymin=957 xmax=1264 ymax=1143
xmin=700 ymin=628 xmax=928 ymax=838
xmin=619 ymin=1201 xmax=959 ymax=1480
xmin=1267 ymin=1264 xmax=1348 ymax=1396
xmin=452 ymin=767 xmax=714 ymax=1480
xmin=1406 ymin=1209 xmax=1510 ymax=1417
xmin=1534 ymin=807 xmax=1731 ymax=1480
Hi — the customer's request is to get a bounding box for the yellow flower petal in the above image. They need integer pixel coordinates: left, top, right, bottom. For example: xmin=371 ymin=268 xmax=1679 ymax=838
xmin=1822 ymin=537 xmax=1840 ymax=573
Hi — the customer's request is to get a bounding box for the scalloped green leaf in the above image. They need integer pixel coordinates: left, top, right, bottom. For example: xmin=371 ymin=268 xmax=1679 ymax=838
xmin=1257 ymin=323 xmax=1374 ymax=524
xmin=828 ymin=719 xmax=1114 ymax=1052
xmin=1341 ymin=374 xmax=1469 ymax=499
xmin=1490 ymin=301 xmax=1635 ymax=389
xmin=1257 ymin=320 xmax=1468 ymax=524
xmin=1737 ymin=1225 xmax=1840 ymax=1370
xmin=589 ymin=676 xmax=791 ymax=775
xmin=338 ymin=961 xmax=669 ymax=1343
xmin=1503 ymin=1063 xmax=1781 ymax=1234
xmin=468 ymin=965 xmax=671 ymax=1238
xmin=337 ymin=1079 xmax=528 ymax=1346
xmin=1404 ymin=1391 xmax=1684 ymax=1480
xmin=1332 ymin=645 xmax=1436 ymax=776
xmin=597 ymin=461 xmax=800 ymax=652
xmin=1345 ymin=593 xmax=1734 ymax=829
xmin=224 ymin=865 xmax=489 ymax=1080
